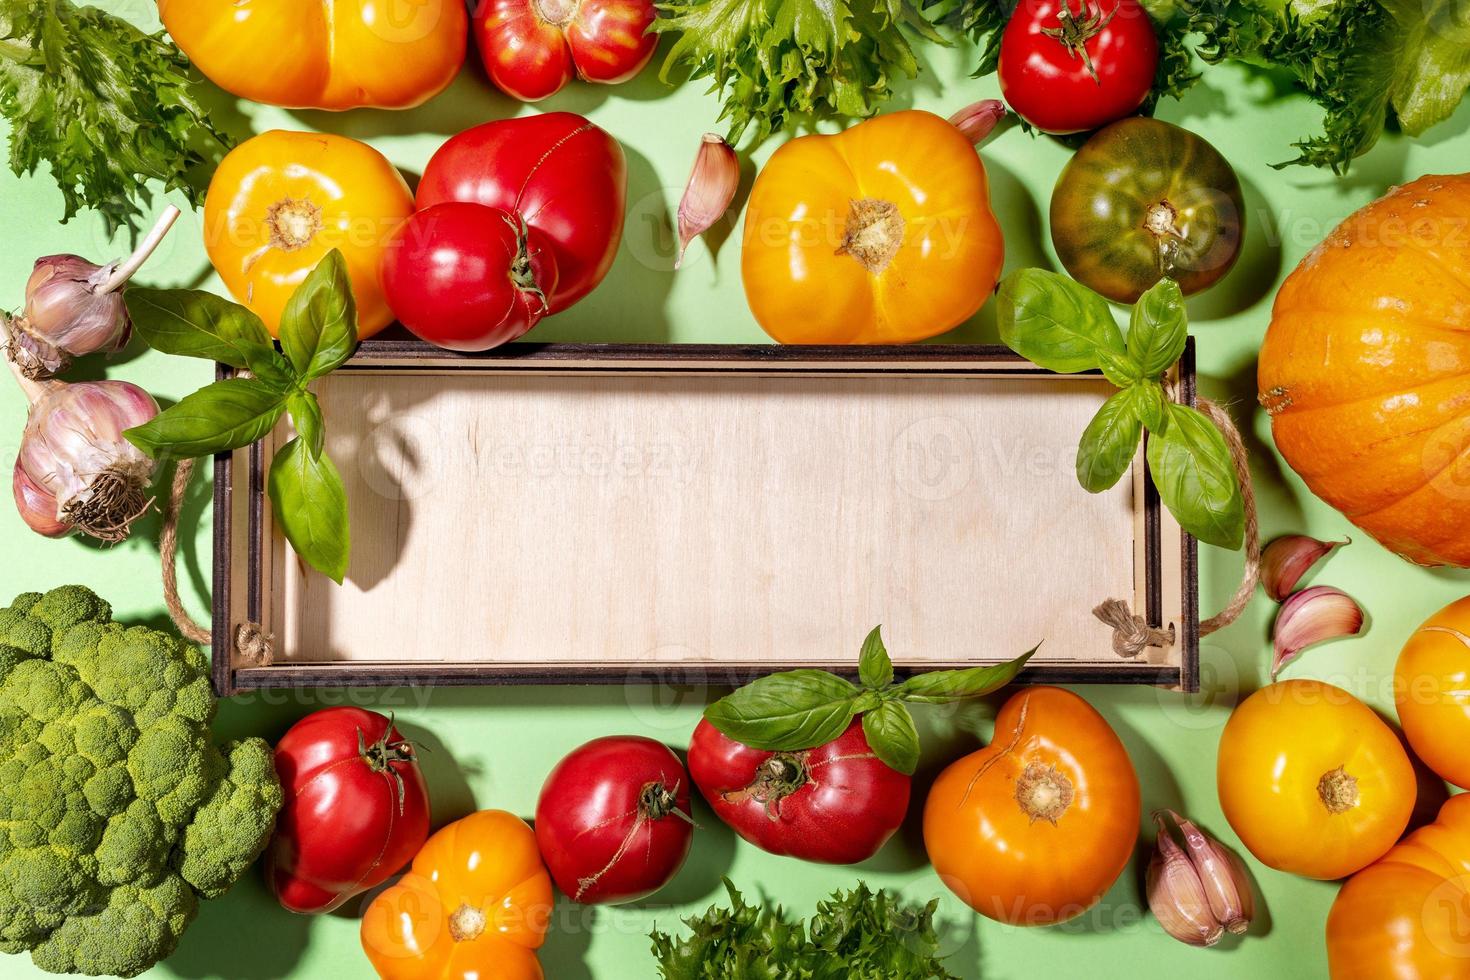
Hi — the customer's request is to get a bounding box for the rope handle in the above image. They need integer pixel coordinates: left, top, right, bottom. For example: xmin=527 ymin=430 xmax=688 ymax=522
xmin=161 ymin=456 xmax=275 ymax=666
xmin=1093 ymin=396 xmax=1261 ymax=656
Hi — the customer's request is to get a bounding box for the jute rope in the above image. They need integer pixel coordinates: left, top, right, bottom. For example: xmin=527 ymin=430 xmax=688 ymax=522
xmin=1092 ymin=397 xmax=1262 ymax=657
xmin=161 ymin=456 xmax=275 ymax=665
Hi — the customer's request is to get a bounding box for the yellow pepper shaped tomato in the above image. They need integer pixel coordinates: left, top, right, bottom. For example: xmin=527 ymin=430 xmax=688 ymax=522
xmin=1217 ymin=680 xmax=1416 ymax=880
xmin=158 ymin=0 xmax=467 ymax=110
xmin=741 ymin=110 xmax=1004 ymax=345
xmin=205 ymin=130 xmax=414 ymax=340
xmin=361 ymin=810 xmax=552 ymax=980
xmin=1394 ymin=595 xmax=1470 ymax=789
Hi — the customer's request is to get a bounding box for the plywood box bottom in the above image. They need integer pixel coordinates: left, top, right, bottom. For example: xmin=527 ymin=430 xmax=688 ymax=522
xmin=213 ymin=340 xmax=1198 ymax=694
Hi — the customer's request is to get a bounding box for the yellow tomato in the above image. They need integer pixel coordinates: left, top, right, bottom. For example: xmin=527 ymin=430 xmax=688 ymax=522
xmin=741 ymin=110 xmax=1004 ymax=345
xmin=1217 ymin=679 xmax=1415 ymax=880
xmin=204 ymin=131 xmax=414 ymax=340
xmin=158 ymin=0 xmax=467 ymax=111
xmin=1395 ymin=595 xmax=1470 ymax=789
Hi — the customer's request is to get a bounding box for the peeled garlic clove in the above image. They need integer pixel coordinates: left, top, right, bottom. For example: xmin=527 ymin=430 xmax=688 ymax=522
xmin=675 ymin=134 xmax=740 ymax=270
xmin=947 ymin=99 xmax=1007 ymax=145
xmin=18 ymin=380 xmax=159 ymax=543
xmin=1148 ymin=813 xmax=1224 ymax=947
xmin=1261 ymin=534 xmax=1349 ymax=602
xmin=1171 ymin=811 xmax=1253 ymax=935
xmin=12 ymin=460 xmax=69 ymax=538
xmin=1272 ymin=585 xmax=1364 ymax=679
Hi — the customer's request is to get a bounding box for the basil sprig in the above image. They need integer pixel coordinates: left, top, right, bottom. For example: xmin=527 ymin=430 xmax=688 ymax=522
xmin=123 ymin=252 xmax=357 ymax=583
xmin=704 ymin=628 xmax=1036 ymax=774
xmin=997 ymin=269 xmax=1245 ymax=551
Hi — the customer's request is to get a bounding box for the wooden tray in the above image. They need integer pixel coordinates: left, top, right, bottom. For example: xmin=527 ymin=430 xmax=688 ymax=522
xmin=212 ymin=339 xmax=1199 ymax=695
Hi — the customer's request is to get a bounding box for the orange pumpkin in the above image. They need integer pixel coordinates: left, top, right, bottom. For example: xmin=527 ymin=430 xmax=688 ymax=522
xmin=1326 ymin=793 xmax=1470 ymax=978
xmin=1395 ymin=595 xmax=1470 ymax=789
xmin=741 ymin=110 xmax=1004 ymax=345
xmin=159 ymin=0 xmax=467 ymax=111
xmin=1259 ymin=174 xmax=1470 ymax=567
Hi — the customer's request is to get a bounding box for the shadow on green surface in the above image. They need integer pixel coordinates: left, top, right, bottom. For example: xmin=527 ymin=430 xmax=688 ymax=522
xmin=167 ymin=870 xmax=310 ymax=979
xmin=1186 ymin=172 xmax=1282 ymax=323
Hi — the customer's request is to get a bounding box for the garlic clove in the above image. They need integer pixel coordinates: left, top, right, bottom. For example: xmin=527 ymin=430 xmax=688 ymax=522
xmin=1261 ymin=534 xmax=1349 ymax=602
xmin=1148 ymin=812 xmax=1224 ymax=947
xmin=675 ymin=134 xmax=740 ymax=270
xmin=947 ymin=99 xmax=1007 ymax=146
xmin=1170 ymin=811 xmax=1254 ymax=936
xmin=12 ymin=460 xmax=70 ymax=538
xmin=1271 ymin=585 xmax=1365 ymax=679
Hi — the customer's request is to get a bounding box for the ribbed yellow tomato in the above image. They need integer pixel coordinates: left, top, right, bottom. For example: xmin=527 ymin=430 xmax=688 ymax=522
xmin=159 ymin=0 xmax=467 ymax=111
xmin=1395 ymin=595 xmax=1470 ymax=789
xmin=1217 ymin=680 xmax=1415 ymax=880
xmin=204 ymin=131 xmax=414 ymax=340
xmin=741 ymin=111 xmax=1004 ymax=345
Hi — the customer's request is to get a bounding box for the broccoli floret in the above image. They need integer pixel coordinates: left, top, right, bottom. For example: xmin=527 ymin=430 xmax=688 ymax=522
xmin=0 ymin=587 xmax=282 ymax=978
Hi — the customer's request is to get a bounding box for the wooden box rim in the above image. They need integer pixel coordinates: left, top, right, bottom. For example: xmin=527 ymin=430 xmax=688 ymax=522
xmin=211 ymin=337 xmax=1200 ymax=695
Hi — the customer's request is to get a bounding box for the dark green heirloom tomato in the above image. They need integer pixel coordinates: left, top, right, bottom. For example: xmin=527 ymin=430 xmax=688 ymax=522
xmin=1050 ymin=117 xmax=1245 ymax=304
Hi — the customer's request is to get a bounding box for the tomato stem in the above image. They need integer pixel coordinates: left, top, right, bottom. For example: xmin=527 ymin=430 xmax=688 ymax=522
xmin=1041 ymin=0 xmax=1117 ymax=86
xmin=356 ymin=714 xmax=419 ymax=817
xmin=1317 ymin=766 xmax=1359 ymax=814
xmin=503 ymin=213 xmax=550 ymax=313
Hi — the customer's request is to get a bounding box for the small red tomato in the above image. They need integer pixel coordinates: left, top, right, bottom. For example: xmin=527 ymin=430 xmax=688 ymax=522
xmin=474 ymin=0 xmax=658 ymax=102
xmin=382 ymin=202 xmax=559 ymax=351
xmin=998 ymin=0 xmax=1158 ymax=135
xmin=269 ymin=708 xmax=430 ymax=914
xmin=688 ymin=718 xmax=911 ymax=864
xmin=534 ymin=735 xmax=693 ymax=905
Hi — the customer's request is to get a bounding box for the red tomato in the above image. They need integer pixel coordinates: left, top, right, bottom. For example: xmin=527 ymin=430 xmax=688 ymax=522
xmin=269 ymin=708 xmax=431 ymax=915
xmin=474 ymin=0 xmax=658 ymax=102
xmin=534 ymin=736 xmax=693 ymax=905
xmin=687 ymin=718 xmax=911 ymax=864
xmin=416 ymin=112 xmax=626 ymax=313
xmin=382 ymin=203 xmax=560 ymax=352
xmin=998 ymin=0 xmax=1158 ymax=135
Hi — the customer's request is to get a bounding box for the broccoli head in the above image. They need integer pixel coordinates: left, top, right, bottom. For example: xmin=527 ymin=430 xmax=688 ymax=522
xmin=0 ymin=587 xmax=283 ymax=978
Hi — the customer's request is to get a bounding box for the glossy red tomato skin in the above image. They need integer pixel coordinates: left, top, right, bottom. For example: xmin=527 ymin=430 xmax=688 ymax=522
xmin=415 ymin=113 xmax=626 ymax=314
xmin=382 ymin=202 xmax=559 ymax=352
xmin=269 ymin=708 xmax=431 ymax=915
xmin=688 ymin=718 xmax=911 ymax=864
xmin=475 ymin=0 xmax=657 ymax=102
xmin=998 ymin=0 xmax=1158 ymax=135
xmin=535 ymin=736 xmax=694 ymax=905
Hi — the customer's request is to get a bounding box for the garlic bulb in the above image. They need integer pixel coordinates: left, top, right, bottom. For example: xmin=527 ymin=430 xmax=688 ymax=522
xmin=4 ymin=207 xmax=179 ymax=379
xmin=9 ymin=364 xmax=159 ymax=542
xmin=675 ymin=134 xmax=740 ymax=269
xmin=1148 ymin=810 xmax=1254 ymax=948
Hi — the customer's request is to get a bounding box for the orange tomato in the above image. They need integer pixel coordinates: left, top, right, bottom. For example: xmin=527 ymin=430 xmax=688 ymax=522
xmin=158 ymin=0 xmax=467 ymax=110
xmin=1396 ymin=596 xmax=1470 ymax=789
xmin=204 ymin=130 xmax=414 ymax=340
xmin=741 ymin=110 xmax=1004 ymax=345
xmin=361 ymin=810 xmax=553 ymax=980
xmin=922 ymin=686 xmax=1141 ymax=926
xmin=1326 ymin=793 xmax=1470 ymax=979
xmin=1217 ymin=679 xmax=1415 ymax=880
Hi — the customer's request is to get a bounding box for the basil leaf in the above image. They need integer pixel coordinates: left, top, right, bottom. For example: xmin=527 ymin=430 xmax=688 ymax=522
xmin=857 ymin=626 xmax=893 ymax=690
xmin=123 ymin=378 xmax=287 ymax=459
xmin=1097 ymin=346 xmax=1144 ymax=388
xmin=1133 ymin=380 xmax=1169 ymax=432
xmin=1147 ymin=403 xmax=1246 ymax=550
xmin=1077 ymin=388 xmax=1145 ymax=493
xmin=280 ymin=250 xmax=359 ymax=382
xmin=704 ymin=671 xmax=860 ymax=751
xmin=861 ymin=702 xmax=920 ymax=775
xmin=126 ymin=287 xmax=281 ymax=372
xmin=269 ymin=438 xmax=351 ymax=584
xmin=894 ymin=646 xmax=1038 ymax=704
xmin=1127 ymin=279 xmax=1188 ymax=379
xmin=288 ymin=391 xmax=325 ymax=460
xmin=997 ymin=269 xmax=1125 ymax=374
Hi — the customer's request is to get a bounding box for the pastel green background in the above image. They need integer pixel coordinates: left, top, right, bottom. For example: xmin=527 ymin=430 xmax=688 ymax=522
xmin=4 ymin=3 xmax=1469 ymax=977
